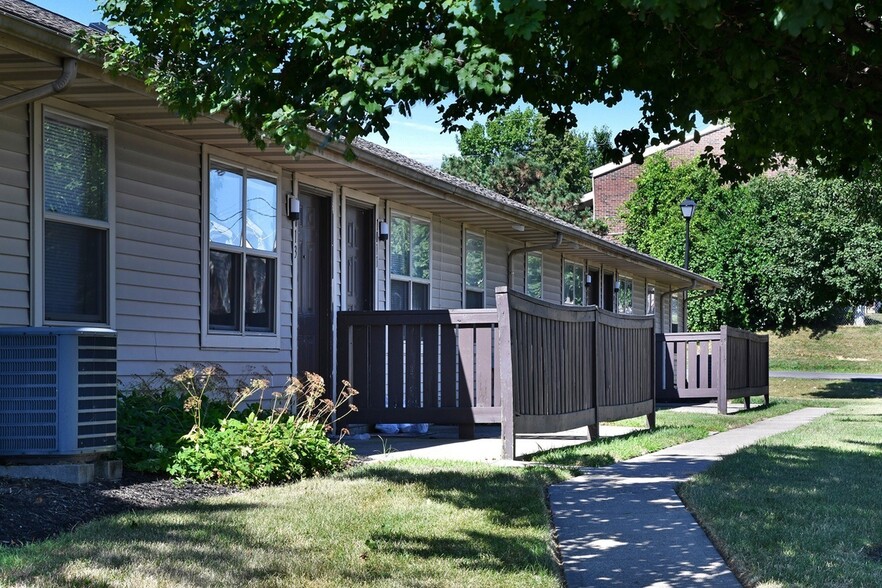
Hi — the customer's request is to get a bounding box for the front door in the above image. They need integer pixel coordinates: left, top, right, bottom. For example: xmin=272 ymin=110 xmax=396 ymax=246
xmin=297 ymin=187 xmax=332 ymax=379
xmin=603 ymin=271 xmax=615 ymax=311
xmin=345 ymin=203 xmax=374 ymax=311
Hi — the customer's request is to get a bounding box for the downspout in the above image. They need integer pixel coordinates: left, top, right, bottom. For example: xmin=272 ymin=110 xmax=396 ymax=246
xmin=506 ymin=232 xmax=564 ymax=288
xmin=0 ymin=58 xmax=78 ymax=111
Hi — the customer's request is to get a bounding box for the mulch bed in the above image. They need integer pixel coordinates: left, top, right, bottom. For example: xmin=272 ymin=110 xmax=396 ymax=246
xmin=0 ymin=471 xmax=236 ymax=547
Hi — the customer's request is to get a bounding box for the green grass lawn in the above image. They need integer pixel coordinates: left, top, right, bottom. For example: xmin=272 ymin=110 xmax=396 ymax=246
xmin=526 ymin=400 xmax=804 ymax=467
xmin=768 ymin=323 xmax=882 ymax=373
xmin=680 ymin=380 xmax=882 ymax=587
xmin=0 ymin=460 xmax=573 ymax=588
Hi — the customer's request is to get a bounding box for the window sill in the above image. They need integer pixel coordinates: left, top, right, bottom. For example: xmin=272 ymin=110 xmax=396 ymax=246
xmin=201 ymin=332 xmax=282 ymax=351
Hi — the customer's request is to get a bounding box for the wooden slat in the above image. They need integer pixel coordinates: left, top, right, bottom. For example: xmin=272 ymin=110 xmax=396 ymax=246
xmin=387 ymin=325 xmax=404 ymax=410
xmin=439 ymin=325 xmax=458 ymax=408
xmin=474 ymin=325 xmax=494 ymax=408
xmin=423 ymin=324 xmax=440 ymax=408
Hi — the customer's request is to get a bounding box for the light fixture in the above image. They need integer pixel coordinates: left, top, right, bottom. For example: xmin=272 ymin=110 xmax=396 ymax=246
xmin=512 ymin=224 xmax=525 ymax=232
xmin=287 ymin=194 xmax=301 ymax=222
xmin=680 ymin=198 xmax=696 ymax=220
xmin=614 ymin=280 xmax=621 ymax=292
xmin=680 ymin=198 xmax=697 ymax=270
xmin=378 ymin=220 xmax=389 ymax=241
xmin=585 ymin=274 xmax=592 ymax=287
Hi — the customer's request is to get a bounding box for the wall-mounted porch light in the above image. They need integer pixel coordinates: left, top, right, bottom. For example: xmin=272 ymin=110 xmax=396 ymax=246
xmin=287 ymin=194 xmax=301 ymax=222
xmin=378 ymin=220 xmax=390 ymax=241
xmin=614 ymin=280 xmax=621 ymax=292
xmin=585 ymin=274 xmax=592 ymax=288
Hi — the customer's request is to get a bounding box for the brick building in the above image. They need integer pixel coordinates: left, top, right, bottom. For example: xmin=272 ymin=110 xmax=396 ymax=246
xmin=587 ymin=124 xmax=730 ymax=238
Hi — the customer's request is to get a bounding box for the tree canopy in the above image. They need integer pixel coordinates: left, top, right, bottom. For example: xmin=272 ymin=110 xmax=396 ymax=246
xmin=441 ymin=109 xmax=613 ymax=232
xmin=83 ymin=1 xmax=882 ymax=180
xmin=623 ymin=155 xmax=882 ymax=333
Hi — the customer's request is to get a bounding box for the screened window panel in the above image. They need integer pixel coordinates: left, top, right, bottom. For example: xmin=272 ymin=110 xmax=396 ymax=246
xmin=245 ymin=176 xmax=277 ymax=252
xmin=43 ymin=117 xmax=108 ymax=221
xmin=411 ymin=220 xmax=430 ymax=280
xmin=465 ymin=234 xmax=485 ymax=290
xmin=411 ymin=282 xmax=429 ymax=310
xmin=390 ymin=216 xmax=410 ymax=277
xmin=245 ymin=256 xmax=274 ymax=331
xmin=209 ymin=249 xmax=241 ymax=330
xmin=466 ymin=290 xmax=484 ymax=309
xmin=390 ymin=279 xmax=409 ymax=310
xmin=44 ymin=221 xmax=107 ymax=322
xmin=209 ymin=167 xmax=243 ymax=246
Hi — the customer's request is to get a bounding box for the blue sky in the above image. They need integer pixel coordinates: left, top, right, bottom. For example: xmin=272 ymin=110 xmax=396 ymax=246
xmin=31 ymin=0 xmax=683 ymax=168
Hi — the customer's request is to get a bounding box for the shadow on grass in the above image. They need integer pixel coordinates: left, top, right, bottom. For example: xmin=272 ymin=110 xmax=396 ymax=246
xmin=799 ymin=380 xmax=882 ymax=399
xmin=0 ymin=501 xmax=288 ymax=586
xmin=680 ymin=438 xmax=882 ymax=585
xmin=345 ymin=464 xmax=568 ymax=529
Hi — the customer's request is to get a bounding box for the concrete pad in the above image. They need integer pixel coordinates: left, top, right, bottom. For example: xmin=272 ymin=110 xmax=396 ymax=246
xmin=348 ymin=424 xmax=640 ymax=464
xmin=550 ymin=407 xmax=834 ymax=587
xmin=0 ymin=462 xmax=96 ymax=485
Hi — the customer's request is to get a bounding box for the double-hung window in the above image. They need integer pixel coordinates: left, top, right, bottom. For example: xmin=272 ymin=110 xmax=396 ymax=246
xmin=526 ymin=252 xmax=543 ymax=299
xmin=563 ymin=260 xmax=585 ymax=305
xmin=390 ymin=213 xmax=430 ymax=310
xmin=206 ymin=161 xmax=278 ymax=337
xmin=464 ymin=232 xmax=485 ymax=308
xmin=41 ymin=112 xmax=111 ymax=324
xmin=617 ymin=276 xmax=634 ymax=314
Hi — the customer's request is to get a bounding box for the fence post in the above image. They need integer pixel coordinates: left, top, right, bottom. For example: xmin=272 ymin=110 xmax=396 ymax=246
xmin=648 ymin=322 xmax=656 ymax=430
xmin=588 ymin=309 xmax=600 ymax=440
xmin=495 ymin=288 xmax=516 ymax=459
xmin=718 ymin=325 xmax=729 ymax=414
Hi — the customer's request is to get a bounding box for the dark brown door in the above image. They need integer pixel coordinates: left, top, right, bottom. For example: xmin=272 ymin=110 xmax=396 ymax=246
xmin=588 ymin=269 xmax=600 ymax=306
xmin=297 ymin=187 xmax=332 ymax=379
xmin=603 ymin=271 xmax=615 ymax=311
xmin=345 ymin=203 xmax=374 ymax=311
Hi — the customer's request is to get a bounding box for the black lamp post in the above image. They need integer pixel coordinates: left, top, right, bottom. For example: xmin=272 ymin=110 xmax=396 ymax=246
xmin=680 ymin=198 xmax=696 ymax=270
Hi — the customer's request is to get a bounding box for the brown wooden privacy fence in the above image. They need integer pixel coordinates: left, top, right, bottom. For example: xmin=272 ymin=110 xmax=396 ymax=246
xmin=496 ymin=287 xmax=655 ymax=459
xmin=656 ymin=325 xmax=769 ymax=413
xmin=336 ymin=308 xmax=501 ymax=434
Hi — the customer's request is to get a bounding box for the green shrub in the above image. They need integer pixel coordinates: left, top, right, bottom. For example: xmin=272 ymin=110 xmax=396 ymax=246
xmin=168 ymin=370 xmax=358 ymax=488
xmin=115 ymin=367 xmax=234 ymax=473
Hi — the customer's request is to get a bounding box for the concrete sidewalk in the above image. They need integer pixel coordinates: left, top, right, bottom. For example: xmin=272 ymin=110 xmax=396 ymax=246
xmin=549 ymin=407 xmax=834 ymax=587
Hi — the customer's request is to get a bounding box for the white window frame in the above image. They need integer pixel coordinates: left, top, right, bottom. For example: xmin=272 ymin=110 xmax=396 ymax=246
xmin=617 ymin=274 xmax=634 ymax=314
xmin=201 ymin=147 xmax=281 ymax=349
xmin=463 ymin=229 xmax=485 ymax=308
xmin=562 ymin=258 xmax=586 ymax=306
xmin=32 ymin=102 xmax=116 ymax=328
xmin=387 ymin=209 xmax=432 ymax=310
xmin=526 ymin=251 xmax=543 ymax=299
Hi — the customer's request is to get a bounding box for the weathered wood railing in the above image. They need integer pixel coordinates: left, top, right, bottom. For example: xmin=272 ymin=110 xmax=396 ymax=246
xmin=657 ymin=325 xmax=769 ymax=413
xmin=336 ymin=308 xmax=501 ymax=435
xmin=336 ymin=288 xmax=657 ymax=459
xmin=497 ymin=288 xmax=655 ymax=458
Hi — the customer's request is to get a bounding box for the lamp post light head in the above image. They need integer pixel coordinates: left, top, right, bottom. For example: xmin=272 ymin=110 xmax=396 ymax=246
xmin=680 ymin=198 xmax=697 ymax=220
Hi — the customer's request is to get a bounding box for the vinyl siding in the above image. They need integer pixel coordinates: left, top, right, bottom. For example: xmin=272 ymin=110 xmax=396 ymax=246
xmin=485 ymin=233 xmax=522 ymax=306
xmin=432 ymin=218 xmax=462 ymax=309
xmin=543 ymin=252 xmax=562 ymax=303
xmin=0 ymin=103 xmax=30 ymax=326
xmin=114 ymin=124 xmax=294 ymax=386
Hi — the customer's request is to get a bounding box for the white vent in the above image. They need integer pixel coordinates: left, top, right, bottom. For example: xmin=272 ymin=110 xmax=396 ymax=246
xmin=0 ymin=328 xmax=117 ymax=457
